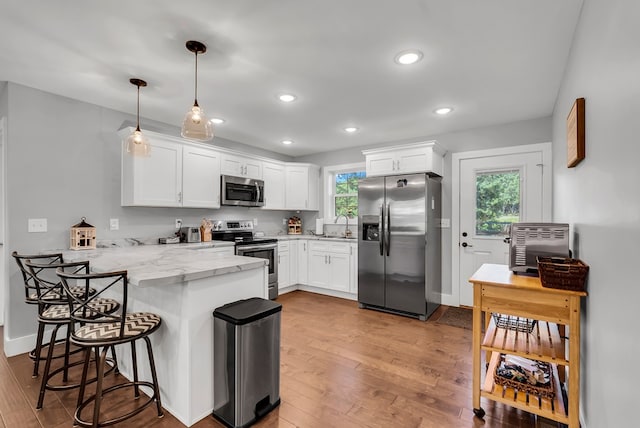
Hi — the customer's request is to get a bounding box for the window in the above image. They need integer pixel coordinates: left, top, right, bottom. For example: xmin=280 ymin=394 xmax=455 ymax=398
xmin=322 ymin=163 xmax=366 ymax=221
xmin=334 ymin=171 xmax=366 ymax=217
xmin=475 ymin=169 xmax=521 ymax=235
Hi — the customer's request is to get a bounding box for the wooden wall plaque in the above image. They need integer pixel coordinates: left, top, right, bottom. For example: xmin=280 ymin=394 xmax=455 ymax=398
xmin=567 ymin=98 xmax=585 ymax=168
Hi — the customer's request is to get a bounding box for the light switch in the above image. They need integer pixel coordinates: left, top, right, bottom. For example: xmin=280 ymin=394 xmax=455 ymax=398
xmin=28 ymin=218 xmax=47 ymax=233
xmin=110 ymin=218 xmax=119 ymax=231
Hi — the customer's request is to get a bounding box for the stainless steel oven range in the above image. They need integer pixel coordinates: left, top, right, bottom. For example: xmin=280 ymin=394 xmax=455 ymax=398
xmin=211 ymin=220 xmax=278 ymax=300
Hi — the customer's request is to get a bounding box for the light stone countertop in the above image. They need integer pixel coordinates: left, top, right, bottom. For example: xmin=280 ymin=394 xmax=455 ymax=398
xmin=61 ymin=241 xmax=265 ymax=287
xmin=270 ymin=235 xmax=358 ymax=242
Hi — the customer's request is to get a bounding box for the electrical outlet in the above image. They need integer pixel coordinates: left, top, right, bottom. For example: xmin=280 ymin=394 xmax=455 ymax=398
xmin=109 ymin=218 xmax=119 ymax=231
xmin=253 ymin=218 xmax=258 ymax=227
xmin=175 ymin=219 xmax=183 ymax=229
xmin=28 ymin=218 xmax=48 ymax=233
xmin=439 ymin=218 xmax=451 ymax=228
xmin=283 ymin=218 xmax=288 ymax=225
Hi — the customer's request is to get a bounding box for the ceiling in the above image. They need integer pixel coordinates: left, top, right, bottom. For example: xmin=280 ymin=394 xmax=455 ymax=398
xmin=0 ymin=1 xmax=583 ymax=157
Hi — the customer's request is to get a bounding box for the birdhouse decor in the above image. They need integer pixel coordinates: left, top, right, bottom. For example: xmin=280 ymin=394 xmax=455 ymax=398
xmin=70 ymin=217 xmax=96 ymax=250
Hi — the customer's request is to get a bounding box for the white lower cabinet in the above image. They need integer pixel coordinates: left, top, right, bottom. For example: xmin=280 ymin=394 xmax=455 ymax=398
xmin=307 ymin=241 xmax=351 ymax=293
xmin=288 ymin=241 xmax=298 ymax=285
xmin=278 ymin=242 xmax=290 ymax=288
xmin=297 ymin=240 xmax=309 ymax=285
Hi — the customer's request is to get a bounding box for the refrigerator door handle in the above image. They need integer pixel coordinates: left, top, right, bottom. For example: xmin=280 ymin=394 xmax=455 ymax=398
xmin=379 ymin=204 xmax=384 ymax=256
xmin=385 ymin=203 xmax=391 ymax=256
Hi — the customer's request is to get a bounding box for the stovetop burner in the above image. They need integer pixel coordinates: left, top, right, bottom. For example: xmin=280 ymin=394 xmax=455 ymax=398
xmin=209 ymin=219 xmax=277 ymax=246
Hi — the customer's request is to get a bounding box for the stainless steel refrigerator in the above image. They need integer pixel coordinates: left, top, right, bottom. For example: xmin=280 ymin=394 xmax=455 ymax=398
xmin=358 ymin=173 xmax=441 ymax=320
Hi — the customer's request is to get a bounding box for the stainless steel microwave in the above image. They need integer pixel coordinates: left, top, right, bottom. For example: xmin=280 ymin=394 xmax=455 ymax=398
xmin=221 ymin=175 xmax=265 ymax=207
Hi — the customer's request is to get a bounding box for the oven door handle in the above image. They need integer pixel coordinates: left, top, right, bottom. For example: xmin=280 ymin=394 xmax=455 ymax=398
xmin=237 ymin=244 xmax=277 ymax=251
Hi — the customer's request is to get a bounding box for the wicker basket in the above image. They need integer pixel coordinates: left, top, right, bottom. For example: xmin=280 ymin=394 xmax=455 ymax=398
xmin=494 ymin=355 xmax=555 ymax=399
xmin=537 ymin=257 xmax=589 ymax=291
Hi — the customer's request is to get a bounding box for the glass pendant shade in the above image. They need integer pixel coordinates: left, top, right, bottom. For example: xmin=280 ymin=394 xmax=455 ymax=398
xmin=181 ymin=102 xmax=214 ymax=140
xmin=181 ymin=40 xmax=214 ymax=141
xmin=126 ymin=126 xmax=151 ymax=156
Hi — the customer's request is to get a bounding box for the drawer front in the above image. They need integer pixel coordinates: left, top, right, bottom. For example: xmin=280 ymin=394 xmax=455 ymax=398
xmin=481 ymin=285 xmax=571 ymax=324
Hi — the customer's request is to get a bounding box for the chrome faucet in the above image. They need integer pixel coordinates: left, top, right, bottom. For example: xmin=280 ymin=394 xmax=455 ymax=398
xmin=335 ymin=214 xmax=351 ymax=237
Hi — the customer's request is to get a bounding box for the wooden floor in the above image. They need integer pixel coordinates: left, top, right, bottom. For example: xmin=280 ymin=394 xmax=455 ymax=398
xmin=0 ymin=291 xmax=560 ymax=427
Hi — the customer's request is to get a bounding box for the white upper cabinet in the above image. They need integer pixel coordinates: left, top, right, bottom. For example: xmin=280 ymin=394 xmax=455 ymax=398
xmin=120 ymin=128 xmax=220 ymax=208
xmin=220 ymin=153 xmax=262 ymax=180
xmin=182 ymin=145 xmax=221 ymax=208
xmin=285 ymin=163 xmax=320 ymax=211
xmin=262 ymin=161 xmax=286 ymax=210
xmin=363 ymin=141 xmax=445 ymax=177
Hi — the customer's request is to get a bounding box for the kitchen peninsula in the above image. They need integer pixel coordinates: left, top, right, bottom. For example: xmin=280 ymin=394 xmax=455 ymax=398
xmin=63 ymin=242 xmax=269 ymax=427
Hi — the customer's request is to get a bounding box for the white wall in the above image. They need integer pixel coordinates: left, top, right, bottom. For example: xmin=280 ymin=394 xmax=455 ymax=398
xmin=551 ymin=0 xmax=640 ymax=426
xmin=295 ymin=116 xmax=552 ymax=297
xmin=3 ymin=83 xmax=296 ymax=345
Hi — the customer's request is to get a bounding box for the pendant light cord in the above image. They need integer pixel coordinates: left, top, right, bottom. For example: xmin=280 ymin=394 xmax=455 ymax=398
xmin=194 ymin=51 xmax=199 ymax=106
xmin=136 ymin=84 xmax=141 ymax=131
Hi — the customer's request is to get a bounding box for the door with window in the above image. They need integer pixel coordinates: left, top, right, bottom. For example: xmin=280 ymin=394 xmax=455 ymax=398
xmin=457 ymin=145 xmax=550 ymax=306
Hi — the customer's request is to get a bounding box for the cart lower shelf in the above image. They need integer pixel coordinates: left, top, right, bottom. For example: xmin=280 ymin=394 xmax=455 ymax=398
xmin=481 ymin=352 xmax=568 ymax=424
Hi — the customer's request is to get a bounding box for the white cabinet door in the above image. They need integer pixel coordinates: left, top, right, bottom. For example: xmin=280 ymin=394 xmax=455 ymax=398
xmin=396 ymin=147 xmax=432 ymax=175
xmin=328 ymin=252 xmax=350 ymax=292
xmin=308 ymin=249 xmax=330 ymax=288
xmin=297 ymin=240 xmax=309 ymax=285
xmin=221 ymin=153 xmax=262 ymax=180
xmin=285 ymin=166 xmax=309 ymax=210
xmin=262 ymin=161 xmax=286 ymax=210
xmin=365 ymin=152 xmax=396 ymax=177
xmin=182 ymin=145 xmax=221 ymax=208
xmin=285 ymin=164 xmax=320 ymax=210
xmin=122 ymin=136 xmax=182 ymax=207
xmin=278 ymin=248 xmax=290 ymax=288
xmin=349 ymin=243 xmax=358 ymax=294
xmin=289 ymin=241 xmax=298 ymax=285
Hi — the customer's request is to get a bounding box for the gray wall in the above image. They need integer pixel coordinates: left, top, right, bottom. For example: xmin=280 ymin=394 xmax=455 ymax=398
xmin=551 ymin=0 xmax=639 ymax=425
xmin=296 ymin=116 xmax=552 ymax=297
xmin=3 ymin=83 xmax=296 ymax=341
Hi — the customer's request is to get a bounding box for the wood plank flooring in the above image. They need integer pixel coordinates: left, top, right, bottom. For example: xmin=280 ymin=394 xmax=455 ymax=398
xmin=1 ymin=291 xmax=560 ymax=427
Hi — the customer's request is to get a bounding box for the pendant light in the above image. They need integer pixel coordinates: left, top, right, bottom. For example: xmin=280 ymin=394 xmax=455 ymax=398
xmin=126 ymin=78 xmax=151 ymax=156
xmin=181 ymin=40 xmax=214 ymax=141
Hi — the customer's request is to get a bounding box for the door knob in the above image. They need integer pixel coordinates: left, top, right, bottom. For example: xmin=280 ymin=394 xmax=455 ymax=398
xmin=461 ymin=242 xmax=473 ymax=248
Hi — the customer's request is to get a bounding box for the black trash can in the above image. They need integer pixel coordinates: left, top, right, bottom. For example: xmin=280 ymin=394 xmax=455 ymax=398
xmin=212 ymin=297 xmax=282 ymax=428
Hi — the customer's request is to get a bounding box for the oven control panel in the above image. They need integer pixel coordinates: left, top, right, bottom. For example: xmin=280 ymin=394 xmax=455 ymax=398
xmin=210 ymin=220 xmax=254 ymax=231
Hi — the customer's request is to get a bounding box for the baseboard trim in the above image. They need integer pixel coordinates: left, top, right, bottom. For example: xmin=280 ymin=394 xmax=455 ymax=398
xmin=3 ymin=327 xmax=58 ymax=357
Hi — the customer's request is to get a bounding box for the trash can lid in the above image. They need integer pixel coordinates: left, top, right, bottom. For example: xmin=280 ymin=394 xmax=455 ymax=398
xmin=213 ymin=297 xmax=282 ymax=325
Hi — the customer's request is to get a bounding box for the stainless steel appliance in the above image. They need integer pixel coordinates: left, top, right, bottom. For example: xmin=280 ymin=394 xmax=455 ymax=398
xmin=179 ymin=226 xmax=201 ymax=243
xmin=211 ymin=220 xmax=278 ymax=299
xmin=508 ymin=222 xmax=570 ymax=274
xmin=221 ymin=175 xmax=265 ymax=207
xmin=358 ymin=173 xmax=441 ymax=320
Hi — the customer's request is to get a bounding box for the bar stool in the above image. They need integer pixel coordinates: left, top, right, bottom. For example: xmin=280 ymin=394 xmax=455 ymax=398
xmin=25 ymin=259 xmax=120 ymax=410
xmin=57 ymin=268 xmax=164 ymax=427
xmin=12 ymin=251 xmax=96 ymax=377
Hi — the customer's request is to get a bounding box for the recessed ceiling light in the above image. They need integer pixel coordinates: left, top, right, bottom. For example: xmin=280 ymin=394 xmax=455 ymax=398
xmin=281 ymin=140 xmax=293 ymax=145
xmin=278 ymin=94 xmax=297 ymax=103
xmin=344 ymin=127 xmax=359 ymax=133
xmin=210 ymin=117 xmax=225 ymax=124
xmin=394 ymin=50 xmax=423 ymax=65
xmin=434 ymin=107 xmax=453 ymax=115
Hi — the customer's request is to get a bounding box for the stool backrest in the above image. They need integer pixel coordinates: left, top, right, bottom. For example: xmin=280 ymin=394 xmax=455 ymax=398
xmin=57 ymin=269 xmax=129 ymax=338
xmin=24 ymin=260 xmax=90 ymax=310
xmin=12 ymin=251 xmax=64 ymax=304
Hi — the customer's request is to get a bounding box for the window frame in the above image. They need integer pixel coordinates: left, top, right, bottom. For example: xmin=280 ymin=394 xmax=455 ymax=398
xmin=322 ymin=162 xmax=366 ymax=224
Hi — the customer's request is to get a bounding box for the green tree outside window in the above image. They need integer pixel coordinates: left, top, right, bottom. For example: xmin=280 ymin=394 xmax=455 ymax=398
xmin=476 ymin=170 xmax=520 ymax=235
xmin=335 ymin=171 xmax=365 ymax=217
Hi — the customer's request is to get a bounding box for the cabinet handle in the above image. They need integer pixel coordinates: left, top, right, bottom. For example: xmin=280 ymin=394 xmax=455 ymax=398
xmin=350 ymin=247 xmax=353 ymax=256
xmin=397 ymin=160 xmax=400 ymax=170
xmin=178 ymin=191 xmax=182 ymax=203
xmin=278 ymin=255 xmax=281 ymax=263
xmin=328 ymin=255 xmax=331 ymax=264
xmin=324 ymin=255 xmax=327 ymax=264
xmin=303 ymin=242 xmax=306 ymax=251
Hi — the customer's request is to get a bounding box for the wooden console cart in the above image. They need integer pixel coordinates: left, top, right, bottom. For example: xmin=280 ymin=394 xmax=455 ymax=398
xmin=469 ymin=264 xmax=587 ymax=427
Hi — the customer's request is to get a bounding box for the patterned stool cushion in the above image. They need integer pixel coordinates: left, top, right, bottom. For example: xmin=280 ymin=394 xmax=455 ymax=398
xmin=30 ymin=286 xmax=96 ymax=302
xmin=74 ymin=313 xmax=161 ymax=341
xmin=41 ymin=298 xmax=120 ymax=320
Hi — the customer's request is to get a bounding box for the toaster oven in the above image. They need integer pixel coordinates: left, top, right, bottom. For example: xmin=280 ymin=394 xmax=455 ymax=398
xmin=508 ymin=223 xmax=570 ymax=274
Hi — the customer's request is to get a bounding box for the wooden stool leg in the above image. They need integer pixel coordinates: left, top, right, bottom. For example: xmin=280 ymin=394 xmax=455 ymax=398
xmin=144 ymin=336 xmax=164 ymax=417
